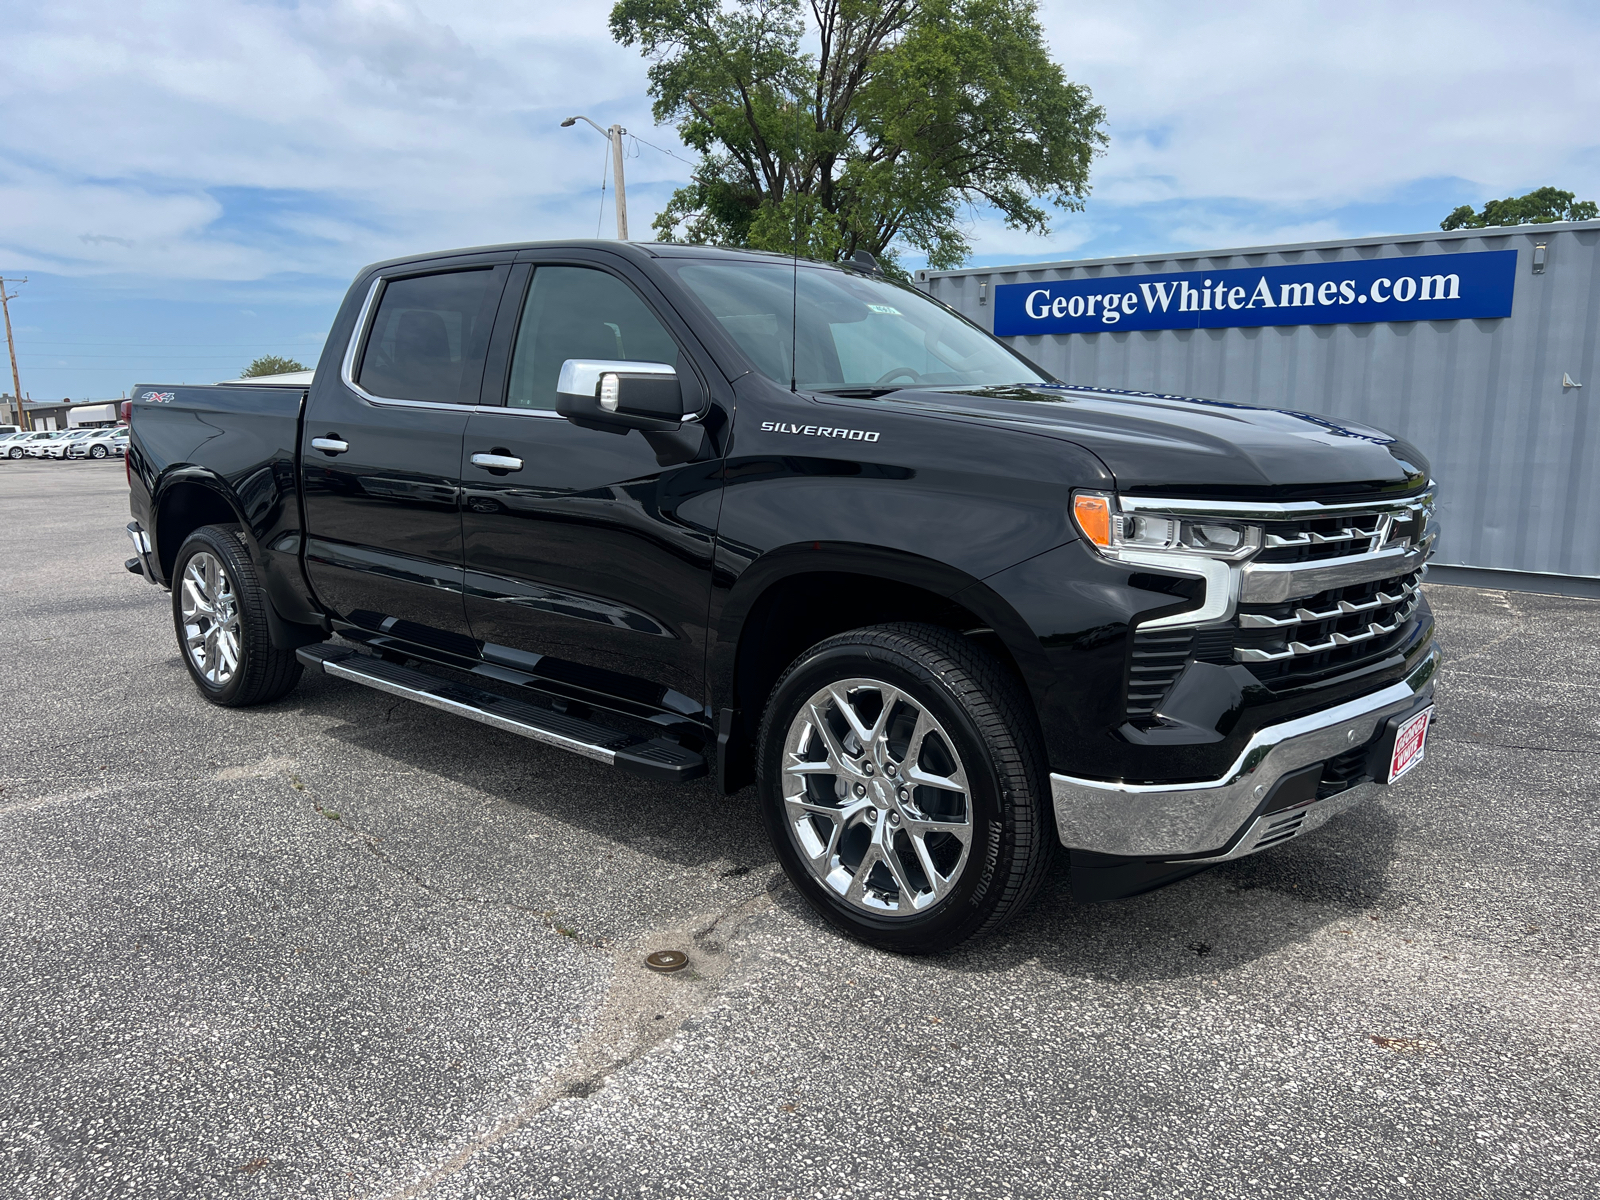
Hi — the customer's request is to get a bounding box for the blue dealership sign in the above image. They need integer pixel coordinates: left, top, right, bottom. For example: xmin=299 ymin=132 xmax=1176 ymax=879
xmin=993 ymin=249 xmax=1517 ymax=336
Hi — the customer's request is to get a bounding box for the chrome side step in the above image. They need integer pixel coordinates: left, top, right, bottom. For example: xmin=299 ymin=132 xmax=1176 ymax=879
xmin=296 ymin=644 xmax=706 ymax=782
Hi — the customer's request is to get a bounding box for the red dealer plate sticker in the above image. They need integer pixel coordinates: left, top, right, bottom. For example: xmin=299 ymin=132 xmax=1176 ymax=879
xmin=1387 ymin=707 xmax=1433 ymax=783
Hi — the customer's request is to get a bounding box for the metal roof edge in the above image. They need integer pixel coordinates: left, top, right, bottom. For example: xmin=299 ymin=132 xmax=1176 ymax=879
xmin=916 ymin=219 xmax=1600 ymax=280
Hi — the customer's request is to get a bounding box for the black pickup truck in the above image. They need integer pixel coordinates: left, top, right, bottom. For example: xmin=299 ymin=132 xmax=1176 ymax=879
xmin=125 ymin=240 xmax=1438 ymax=952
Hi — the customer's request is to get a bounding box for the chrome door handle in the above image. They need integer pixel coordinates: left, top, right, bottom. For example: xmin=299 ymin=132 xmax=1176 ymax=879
xmin=470 ymin=452 xmax=523 ymax=472
xmin=310 ymin=437 xmax=349 ymax=455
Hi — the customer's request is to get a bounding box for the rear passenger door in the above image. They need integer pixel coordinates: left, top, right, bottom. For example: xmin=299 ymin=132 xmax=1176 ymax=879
xmin=457 ymin=252 xmax=725 ymax=711
xmin=301 ymin=257 xmax=511 ymax=655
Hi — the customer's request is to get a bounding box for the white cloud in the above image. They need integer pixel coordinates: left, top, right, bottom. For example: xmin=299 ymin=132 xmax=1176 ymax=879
xmin=1038 ymin=0 xmax=1600 ymax=206
xmin=0 ymin=0 xmax=684 ymax=279
xmin=3 ymin=0 xmax=1598 ymax=282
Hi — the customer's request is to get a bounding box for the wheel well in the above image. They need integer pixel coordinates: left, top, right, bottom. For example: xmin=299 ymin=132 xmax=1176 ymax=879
xmin=156 ymin=483 xmax=241 ymax=580
xmin=728 ymin=572 xmax=1027 ymax=773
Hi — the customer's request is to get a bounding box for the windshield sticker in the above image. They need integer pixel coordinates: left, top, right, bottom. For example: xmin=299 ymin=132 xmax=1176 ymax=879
xmin=761 ymin=421 xmax=881 ymax=442
xmin=866 ymin=304 xmax=902 ymax=315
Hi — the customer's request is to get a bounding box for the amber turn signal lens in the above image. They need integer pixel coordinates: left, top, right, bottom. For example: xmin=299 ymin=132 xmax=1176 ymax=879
xmin=1072 ymin=493 xmax=1113 ymax=548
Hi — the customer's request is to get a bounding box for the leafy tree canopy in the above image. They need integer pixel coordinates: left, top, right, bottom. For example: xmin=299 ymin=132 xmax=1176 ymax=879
xmin=609 ymin=0 xmax=1107 ymax=272
xmin=1441 ymin=187 xmax=1598 ymax=231
xmin=241 ymin=355 xmax=307 ymax=378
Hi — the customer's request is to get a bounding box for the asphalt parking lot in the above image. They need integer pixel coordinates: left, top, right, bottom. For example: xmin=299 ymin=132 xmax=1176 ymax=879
xmin=1 ymin=458 xmax=1596 ymax=1200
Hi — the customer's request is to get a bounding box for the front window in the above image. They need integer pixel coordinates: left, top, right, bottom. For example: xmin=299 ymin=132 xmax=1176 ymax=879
xmin=668 ymin=260 xmax=1045 ymax=393
xmin=505 ymin=266 xmax=681 ymax=410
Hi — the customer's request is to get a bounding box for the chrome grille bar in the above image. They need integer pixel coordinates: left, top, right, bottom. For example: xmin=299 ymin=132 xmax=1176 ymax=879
xmin=1237 ymin=575 xmax=1422 ymax=629
xmin=1234 ymin=598 xmax=1421 ymax=663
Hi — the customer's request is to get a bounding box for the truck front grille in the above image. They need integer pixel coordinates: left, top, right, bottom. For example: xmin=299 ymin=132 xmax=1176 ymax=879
xmin=1121 ymin=490 xmax=1435 ymax=723
xmin=1231 ymin=568 xmax=1425 ymax=672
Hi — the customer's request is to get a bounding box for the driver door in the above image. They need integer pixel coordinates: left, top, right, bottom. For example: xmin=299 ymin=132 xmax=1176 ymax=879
xmin=458 ymin=254 xmax=724 ymax=711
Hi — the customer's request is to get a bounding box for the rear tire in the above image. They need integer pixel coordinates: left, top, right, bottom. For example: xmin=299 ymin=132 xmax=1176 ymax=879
xmin=757 ymin=623 xmax=1054 ymax=954
xmin=171 ymin=524 xmax=302 ymax=707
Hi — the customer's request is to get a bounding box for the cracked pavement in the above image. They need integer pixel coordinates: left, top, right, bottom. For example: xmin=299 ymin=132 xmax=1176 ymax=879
xmin=1 ymin=460 xmax=1596 ymax=1199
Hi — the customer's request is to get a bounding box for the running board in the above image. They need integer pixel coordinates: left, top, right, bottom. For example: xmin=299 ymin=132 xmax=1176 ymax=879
xmin=296 ymin=644 xmax=706 ymax=783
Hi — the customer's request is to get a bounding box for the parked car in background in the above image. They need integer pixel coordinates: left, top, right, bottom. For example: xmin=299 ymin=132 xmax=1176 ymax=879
xmin=0 ymin=431 xmax=31 ymax=454
xmin=42 ymin=429 xmax=101 ymax=459
xmin=6 ymin=431 xmax=51 ymax=458
xmin=23 ymin=431 xmax=70 ymax=458
xmin=68 ymin=428 xmax=128 ymax=459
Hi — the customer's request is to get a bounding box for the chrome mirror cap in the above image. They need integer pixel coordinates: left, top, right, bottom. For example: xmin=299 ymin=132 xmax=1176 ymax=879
xmin=556 ymin=358 xmax=677 ymax=401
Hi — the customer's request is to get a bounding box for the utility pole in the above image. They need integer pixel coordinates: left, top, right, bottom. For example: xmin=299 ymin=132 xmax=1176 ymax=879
xmin=561 ymin=116 xmax=629 ymax=240
xmin=0 ymin=276 xmax=25 ymax=431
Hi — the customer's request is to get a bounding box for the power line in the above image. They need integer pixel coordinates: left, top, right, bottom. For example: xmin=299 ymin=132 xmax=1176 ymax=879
xmin=629 ymin=133 xmax=699 ymax=169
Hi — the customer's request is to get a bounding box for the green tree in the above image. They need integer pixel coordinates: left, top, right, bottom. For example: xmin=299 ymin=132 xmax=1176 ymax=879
xmin=240 ymin=355 xmax=307 ymax=378
xmin=1441 ymin=187 xmax=1599 ymax=231
xmin=609 ymin=0 xmax=1107 ymax=272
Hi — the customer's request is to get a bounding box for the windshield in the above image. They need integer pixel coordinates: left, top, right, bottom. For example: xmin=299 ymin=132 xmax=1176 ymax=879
xmin=668 ymin=260 xmax=1046 ymax=392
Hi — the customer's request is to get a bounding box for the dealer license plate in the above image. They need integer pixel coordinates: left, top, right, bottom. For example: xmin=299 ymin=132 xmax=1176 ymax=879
xmin=1387 ymin=707 xmax=1433 ymax=782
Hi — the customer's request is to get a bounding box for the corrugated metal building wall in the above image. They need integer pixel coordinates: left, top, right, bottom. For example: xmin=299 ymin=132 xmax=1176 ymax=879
xmin=917 ymin=221 xmax=1600 ymax=594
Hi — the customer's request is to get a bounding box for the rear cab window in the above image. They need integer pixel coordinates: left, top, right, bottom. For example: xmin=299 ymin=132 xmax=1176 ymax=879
xmin=356 ymin=268 xmax=501 ymax=405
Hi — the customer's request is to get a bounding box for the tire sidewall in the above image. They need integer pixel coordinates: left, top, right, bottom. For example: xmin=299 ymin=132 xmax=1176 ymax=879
xmin=170 ymin=528 xmax=252 ymax=705
xmin=758 ymin=641 xmax=1009 ymax=952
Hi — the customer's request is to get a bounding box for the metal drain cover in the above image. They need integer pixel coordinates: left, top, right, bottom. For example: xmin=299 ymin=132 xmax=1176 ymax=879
xmin=645 ymin=950 xmax=689 ymax=973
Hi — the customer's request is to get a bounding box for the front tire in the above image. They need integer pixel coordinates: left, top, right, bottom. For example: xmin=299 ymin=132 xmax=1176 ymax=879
xmin=757 ymin=623 xmax=1054 ymax=953
xmin=90 ymin=444 xmax=108 ymax=459
xmin=171 ymin=524 xmax=302 ymax=707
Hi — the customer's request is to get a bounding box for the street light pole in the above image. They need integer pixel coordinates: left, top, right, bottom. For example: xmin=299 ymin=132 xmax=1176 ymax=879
xmin=0 ymin=276 xmax=26 ymax=431
xmin=561 ymin=116 xmax=629 ymax=240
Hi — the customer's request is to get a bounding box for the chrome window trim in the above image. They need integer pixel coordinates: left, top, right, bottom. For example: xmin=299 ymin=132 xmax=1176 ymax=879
xmin=339 ymin=272 xmax=494 ymax=412
xmin=474 ymin=405 xmax=563 ymax=419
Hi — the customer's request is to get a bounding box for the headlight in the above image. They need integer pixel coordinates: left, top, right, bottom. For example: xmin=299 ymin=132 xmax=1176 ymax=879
xmin=1072 ymin=492 xmax=1262 ymax=562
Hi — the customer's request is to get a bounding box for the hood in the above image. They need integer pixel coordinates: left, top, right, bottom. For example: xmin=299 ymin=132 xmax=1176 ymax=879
xmin=842 ymin=383 xmax=1429 ymax=500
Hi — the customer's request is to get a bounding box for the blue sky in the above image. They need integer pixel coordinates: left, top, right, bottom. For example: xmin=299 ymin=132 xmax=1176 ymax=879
xmin=4 ymin=0 xmax=1599 ymax=398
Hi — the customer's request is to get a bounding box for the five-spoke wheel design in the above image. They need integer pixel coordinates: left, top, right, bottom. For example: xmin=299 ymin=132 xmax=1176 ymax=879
xmin=781 ymin=677 xmax=973 ymax=917
xmin=179 ymin=550 xmax=241 ymax=686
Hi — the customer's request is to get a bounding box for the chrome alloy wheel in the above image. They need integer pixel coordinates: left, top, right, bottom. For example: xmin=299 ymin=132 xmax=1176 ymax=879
xmin=180 ymin=551 xmax=241 ymax=686
xmin=781 ymin=678 xmax=973 ymax=917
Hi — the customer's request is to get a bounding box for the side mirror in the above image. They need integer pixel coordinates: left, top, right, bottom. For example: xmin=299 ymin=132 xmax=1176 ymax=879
xmin=555 ymin=359 xmax=687 ymax=432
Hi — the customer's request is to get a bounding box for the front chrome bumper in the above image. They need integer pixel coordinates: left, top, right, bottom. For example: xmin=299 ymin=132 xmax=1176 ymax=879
xmin=1051 ymin=647 xmax=1438 ymax=858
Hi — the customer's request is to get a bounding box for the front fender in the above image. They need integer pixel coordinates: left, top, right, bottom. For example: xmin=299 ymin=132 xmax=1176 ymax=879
xmin=707 ymin=539 xmax=1060 ymax=727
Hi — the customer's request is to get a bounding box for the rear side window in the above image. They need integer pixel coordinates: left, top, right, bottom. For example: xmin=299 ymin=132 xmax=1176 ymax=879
xmin=357 ymin=269 xmax=499 ymax=405
xmin=506 ymin=266 xmax=680 ymax=410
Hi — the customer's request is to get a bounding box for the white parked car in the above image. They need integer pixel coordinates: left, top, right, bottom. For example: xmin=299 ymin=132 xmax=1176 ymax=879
xmin=3 ymin=430 xmax=54 ymax=458
xmin=0 ymin=431 xmax=31 ymax=456
xmin=68 ymin=427 xmax=128 ymax=459
xmin=40 ymin=429 xmax=100 ymax=459
xmin=20 ymin=431 xmax=69 ymax=458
